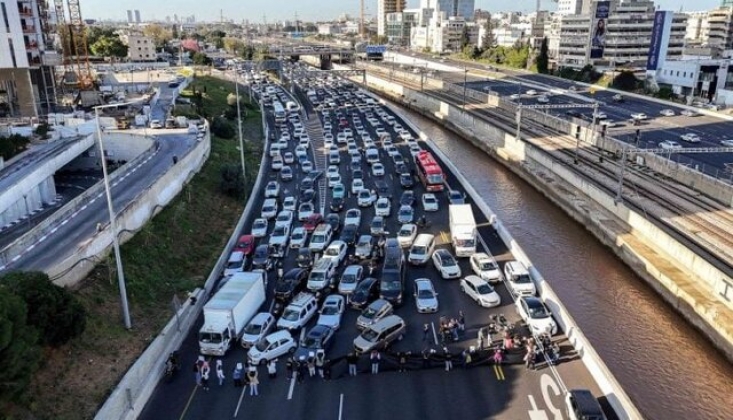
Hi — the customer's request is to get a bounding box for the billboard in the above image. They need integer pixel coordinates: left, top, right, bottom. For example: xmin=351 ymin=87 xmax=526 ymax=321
xmin=365 ymin=45 xmax=387 ymax=54
xmin=647 ymin=11 xmax=673 ymax=71
xmin=589 ymin=1 xmax=610 ymax=59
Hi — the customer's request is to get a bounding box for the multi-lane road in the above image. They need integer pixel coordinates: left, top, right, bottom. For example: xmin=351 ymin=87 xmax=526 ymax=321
xmin=140 ymin=70 xmax=617 ymax=420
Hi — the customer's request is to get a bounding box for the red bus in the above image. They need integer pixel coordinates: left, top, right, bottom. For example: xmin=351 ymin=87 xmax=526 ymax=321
xmin=415 ymin=150 xmax=445 ymax=192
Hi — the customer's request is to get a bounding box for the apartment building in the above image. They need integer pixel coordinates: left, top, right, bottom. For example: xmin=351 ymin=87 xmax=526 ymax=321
xmin=0 ymin=0 xmax=58 ymax=118
xmin=431 ymin=16 xmax=479 ymax=53
xmin=124 ymin=34 xmax=156 ymax=61
xmin=421 ymin=0 xmax=476 ymax=21
xmin=385 ymin=10 xmax=421 ymax=46
xmin=706 ymin=7 xmax=733 ymax=51
xmin=558 ymin=0 xmax=687 ymax=69
xmin=378 ymin=0 xmax=406 ymax=36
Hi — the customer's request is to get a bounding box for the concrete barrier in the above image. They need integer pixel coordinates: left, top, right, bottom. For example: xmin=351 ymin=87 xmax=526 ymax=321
xmin=94 ymin=93 xmax=270 ymax=420
xmin=359 ymin=72 xmax=733 ymax=362
xmin=381 ymin=94 xmax=643 ymax=420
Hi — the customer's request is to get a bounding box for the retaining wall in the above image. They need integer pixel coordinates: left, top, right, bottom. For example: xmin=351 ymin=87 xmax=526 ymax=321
xmin=94 ymin=98 xmax=270 ymax=420
xmin=357 ymin=72 xmax=733 ymax=362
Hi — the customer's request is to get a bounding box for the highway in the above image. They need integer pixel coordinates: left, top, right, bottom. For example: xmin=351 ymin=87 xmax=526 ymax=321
xmin=0 ymin=81 xmax=198 ymax=274
xmin=140 ymin=71 xmax=616 ymax=420
xmin=387 ymin=52 xmax=733 ymax=181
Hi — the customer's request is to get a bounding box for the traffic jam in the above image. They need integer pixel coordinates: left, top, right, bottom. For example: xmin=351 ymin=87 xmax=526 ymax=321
xmin=198 ymin=66 xmax=561 ymax=377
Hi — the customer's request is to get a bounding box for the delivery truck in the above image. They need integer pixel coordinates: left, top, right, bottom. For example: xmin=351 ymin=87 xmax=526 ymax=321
xmin=449 ymin=204 xmax=477 ymax=257
xmin=198 ymin=272 xmax=266 ymax=356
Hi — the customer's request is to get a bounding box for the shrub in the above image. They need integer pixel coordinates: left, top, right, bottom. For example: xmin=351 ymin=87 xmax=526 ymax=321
xmin=210 ymin=116 xmax=235 ymax=139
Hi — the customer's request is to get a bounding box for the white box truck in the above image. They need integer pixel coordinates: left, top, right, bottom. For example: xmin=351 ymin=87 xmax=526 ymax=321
xmin=198 ymin=272 xmax=266 ymax=356
xmin=449 ymin=204 xmax=477 ymax=257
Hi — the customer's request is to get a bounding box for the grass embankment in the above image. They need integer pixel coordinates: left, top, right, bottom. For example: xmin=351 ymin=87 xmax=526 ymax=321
xmin=19 ymin=76 xmax=262 ymax=420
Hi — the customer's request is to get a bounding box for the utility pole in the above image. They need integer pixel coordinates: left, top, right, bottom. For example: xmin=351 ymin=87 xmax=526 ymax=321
xmin=360 ymin=0 xmax=365 ymax=40
xmin=615 ymin=147 xmax=627 ymax=204
xmin=515 ymin=105 xmax=523 ymax=141
xmin=463 ymin=68 xmax=468 ymax=109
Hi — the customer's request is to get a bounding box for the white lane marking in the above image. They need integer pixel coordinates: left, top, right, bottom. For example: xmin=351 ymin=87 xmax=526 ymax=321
xmin=80 ymin=205 xmax=88 ymax=211
xmin=60 ymin=220 xmax=68 ymax=226
xmin=431 ymin=321 xmax=439 ymax=345
xmin=527 ymin=395 xmax=550 ymax=420
xmin=338 ymin=394 xmax=344 ymax=420
xmin=287 ymin=375 xmax=296 ymax=400
xmin=50 ymin=227 xmax=58 ymax=233
xmin=541 ymin=374 xmax=564 ymax=420
xmin=26 ymin=244 xmax=35 ymax=252
xmin=268 ymin=299 xmax=275 ymax=313
xmin=38 ymin=235 xmax=47 ymax=242
xmin=11 ymin=255 xmax=21 ymax=262
xmin=233 ymin=385 xmax=248 ymax=417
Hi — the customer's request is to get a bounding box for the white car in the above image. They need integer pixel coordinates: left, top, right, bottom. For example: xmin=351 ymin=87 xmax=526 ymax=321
xmin=414 ymin=278 xmax=439 ymax=313
xmin=537 ymin=95 xmax=549 ymax=104
xmin=351 ymin=178 xmax=365 ymax=194
xmin=271 ymin=154 xmax=284 ymax=171
xmin=680 ymin=133 xmax=701 ymax=143
xmin=247 ymin=330 xmax=297 ymax=365
xmin=516 ymin=296 xmax=558 ymax=336
xmin=372 ymin=163 xmax=385 ymax=176
xmin=659 ymin=109 xmax=675 ymax=117
xmin=323 ymin=240 xmax=348 ymax=266
xmin=269 ymin=225 xmax=290 ymax=247
xmin=317 ymin=294 xmax=345 ymax=330
xmin=526 ymin=89 xmax=537 ymax=96
xmin=301 ymin=160 xmax=313 ymax=173
xmin=509 ymin=94 xmax=521 ymax=100
xmin=275 ymin=210 xmax=294 ymax=229
xmin=261 ymin=198 xmax=278 ymax=219
xmin=422 ymin=193 xmax=439 ymax=212
xmin=264 ymin=181 xmax=280 ymax=198
xmin=295 ymin=145 xmax=307 ymax=159
xmin=150 ymin=119 xmax=163 ymax=129
xmin=344 ymin=208 xmax=362 ymax=226
xmin=327 ymin=165 xmax=339 ymax=177
xmin=659 ymin=140 xmax=682 ymax=150
xmin=397 ymin=224 xmax=418 ymax=248
xmin=283 ymin=196 xmax=297 ymax=212
xmin=375 ymin=198 xmax=391 ymax=217
xmin=630 ymin=113 xmax=647 ymax=120
xmin=721 ymin=139 xmax=733 ymax=147
xmin=470 ymin=253 xmax=501 ymax=283
xmin=460 ymin=275 xmax=501 ymax=308
xmin=251 ymin=218 xmax=268 ymax=238
xmin=397 ymin=205 xmax=414 ymax=224
xmin=290 ymin=226 xmax=308 ymax=249
xmin=283 ymin=152 xmax=295 ymax=164
xmin=358 ymin=189 xmax=376 ymax=207
xmin=328 ymin=172 xmax=342 ymax=188
xmin=241 ymin=312 xmax=276 ymax=348
xmin=680 ymin=109 xmax=698 ymax=117
xmin=594 ymin=112 xmax=607 ymax=120
xmin=298 ymin=202 xmax=315 ymax=221
xmin=432 ymin=249 xmax=461 ymax=279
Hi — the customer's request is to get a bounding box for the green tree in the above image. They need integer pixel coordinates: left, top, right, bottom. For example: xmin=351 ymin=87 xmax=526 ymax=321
xmin=1 ymin=272 xmax=87 ymax=347
xmin=612 ymin=71 xmax=640 ymax=91
xmin=142 ymin=24 xmax=173 ymax=48
xmin=210 ymin=116 xmax=235 ymax=139
xmin=505 ymin=43 xmax=529 ymax=69
xmin=90 ymin=35 xmax=128 ymax=58
xmin=192 ymin=52 xmax=212 ymax=66
xmin=0 ymin=288 xmax=41 ymax=401
xmin=219 ymin=163 xmax=244 ymax=198
xmin=481 ymin=16 xmax=495 ymax=50
xmin=656 ymin=86 xmax=674 ymax=99
xmin=536 ymin=37 xmax=549 ymax=74
xmin=0 ymin=134 xmax=30 ymax=160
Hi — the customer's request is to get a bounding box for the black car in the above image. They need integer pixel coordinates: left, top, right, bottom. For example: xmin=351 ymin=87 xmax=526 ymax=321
xmin=352 ymin=168 xmax=363 ymax=180
xmin=300 ymin=188 xmax=315 ymax=203
xmin=326 ymin=213 xmax=341 ymax=233
xmin=294 ymin=324 xmax=335 ymax=360
xmin=376 ymin=181 xmax=392 ymax=199
xmin=350 ymin=277 xmax=380 ymax=309
xmin=274 ymin=268 xmax=308 ymax=301
xmin=296 ymin=248 xmax=314 ymax=269
xmin=340 ymin=223 xmax=359 ymax=246
xmin=301 ymin=177 xmax=314 ymax=191
xmin=565 ymin=110 xmax=582 ymax=119
xmin=330 ymin=196 xmax=345 ymax=212
xmin=400 ymin=173 xmax=414 ymax=188
xmin=395 ymin=163 xmax=409 ymax=175
xmin=400 ymin=190 xmax=415 ymax=206
xmin=252 ymin=244 xmax=272 ymax=270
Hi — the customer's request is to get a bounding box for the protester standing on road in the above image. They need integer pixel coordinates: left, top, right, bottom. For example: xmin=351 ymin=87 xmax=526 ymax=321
xmin=477 ymin=328 xmax=484 ymax=350
xmin=423 ymin=323 xmax=430 ymax=342
xmin=458 ymin=311 xmax=466 ymax=333
xmin=398 ymin=351 xmax=410 ymax=372
xmin=233 ymin=363 xmax=243 ymax=387
xmin=193 ymin=357 xmax=203 ymax=386
xmin=248 ymin=368 xmax=259 ymax=396
xmin=297 ymin=356 xmax=307 ymax=383
xmin=267 ymin=359 xmax=277 ymax=379
xmin=370 ymin=350 xmax=381 ymax=374
xmin=347 ymin=352 xmax=358 ymax=376
xmin=444 ymin=348 xmax=453 ymax=372
xmin=216 ymin=360 xmax=225 ymax=386
xmin=201 ymin=361 xmax=210 ymax=391
xmin=492 ymin=347 xmax=504 ymax=365
xmin=315 ymin=350 xmax=326 ymax=378
xmin=307 ymin=352 xmax=317 ymax=377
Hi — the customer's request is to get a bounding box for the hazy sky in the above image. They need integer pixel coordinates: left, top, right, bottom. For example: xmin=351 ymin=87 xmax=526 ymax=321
xmin=82 ymin=0 xmax=723 ymax=22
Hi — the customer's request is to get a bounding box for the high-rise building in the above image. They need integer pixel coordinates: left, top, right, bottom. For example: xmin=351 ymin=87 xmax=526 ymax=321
xmin=378 ymin=0 xmax=406 ymax=36
xmin=126 ymin=10 xmax=133 ymax=24
xmin=134 ymin=10 xmax=141 ymax=24
xmin=421 ymin=0 xmax=475 ymax=20
xmin=556 ymin=0 xmax=582 ymax=16
xmin=0 ymin=0 xmax=57 ymax=118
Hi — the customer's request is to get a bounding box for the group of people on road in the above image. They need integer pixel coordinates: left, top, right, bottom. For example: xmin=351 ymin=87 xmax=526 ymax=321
xmin=523 ymin=334 xmax=561 ymax=370
xmin=285 ymin=349 xmax=331 ymax=383
xmin=193 ymin=356 xmax=261 ymax=396
xmin=438 ymin=311 xmax=466 ymax=344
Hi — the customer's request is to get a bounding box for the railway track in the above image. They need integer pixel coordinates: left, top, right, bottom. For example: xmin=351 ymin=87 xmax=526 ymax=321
xmin=353 ymin=63 xmax=733 ymax=273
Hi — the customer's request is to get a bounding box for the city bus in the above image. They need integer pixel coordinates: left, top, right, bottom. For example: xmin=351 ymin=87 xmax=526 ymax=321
xmin=415 ymin=150 xmax=445 ymax=192
xmin=273 ymin=101 xmax=286 ymax=123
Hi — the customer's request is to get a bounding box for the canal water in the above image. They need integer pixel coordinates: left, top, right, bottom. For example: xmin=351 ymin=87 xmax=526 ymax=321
xmin=398 ymin=106 xmax=733 ymax=420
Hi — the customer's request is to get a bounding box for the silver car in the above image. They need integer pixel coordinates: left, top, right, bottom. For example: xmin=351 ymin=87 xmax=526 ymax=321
xmin=355 ymin=235 xmax=375 ymax=259
xmin=356 ymin=299 xmax=394 ymax=329
xmin=338 ymin=265 xmax=363 ymax=295
xmin=414 ymin=278 xmax=439 ymax=313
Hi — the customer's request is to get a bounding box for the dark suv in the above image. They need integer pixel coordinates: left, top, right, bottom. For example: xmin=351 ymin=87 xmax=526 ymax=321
xmin=275 ymin=268 xmax=308 ymax=301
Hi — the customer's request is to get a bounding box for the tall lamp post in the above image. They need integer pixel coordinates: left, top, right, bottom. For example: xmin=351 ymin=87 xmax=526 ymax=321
xmin=463 ymin=68 xmax=469 ymax=109
xmin=94 ymin=103 xmax=139 ymax=329
xmin=233 ymin=67 xmax=247 ymax=197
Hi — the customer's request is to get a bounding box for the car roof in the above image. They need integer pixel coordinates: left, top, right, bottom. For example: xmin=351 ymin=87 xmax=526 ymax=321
xmin=464 ymin=275 xmax=486 ymax=286
xmin=266 ymin=330 xmax=292 ymax=342
xmin=308 ymin=324 xmax=331 ymax=336
xmin=521 ymin=296 xmax=544 ymax=307
xmin=415 ymin=278 xmax=433 ymax=288
xmin=368 ymin=298 xmax=391 ymax=310
xmin=473 ymin=253 xmax=491 ymax=260
xmin=324 ymin=294 xmax=344 ymax=304
xmin=344 ymin=265 xmax=362 ymax=274
xmin=250 ymin=312 xmax=274 ymax=323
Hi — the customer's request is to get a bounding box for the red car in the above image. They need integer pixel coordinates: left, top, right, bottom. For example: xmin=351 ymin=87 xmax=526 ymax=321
xmin=304 ymin=214 xmax=323 ymax=233
xmin=235 ymin=234 xmax=255 ymax=256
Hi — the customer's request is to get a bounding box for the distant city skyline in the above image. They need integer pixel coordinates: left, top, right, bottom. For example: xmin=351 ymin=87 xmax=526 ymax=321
xmin=81 ymin=0 xmax=724 ymax=22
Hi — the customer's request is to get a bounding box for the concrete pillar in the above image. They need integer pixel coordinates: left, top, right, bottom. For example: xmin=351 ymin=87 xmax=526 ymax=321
xmin=39 ymin=176 xmax=56 ymax=204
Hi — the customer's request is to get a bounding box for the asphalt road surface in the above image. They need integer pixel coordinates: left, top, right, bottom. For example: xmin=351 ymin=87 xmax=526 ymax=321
xmin=140 ymin=71 xmax=615 ymax=420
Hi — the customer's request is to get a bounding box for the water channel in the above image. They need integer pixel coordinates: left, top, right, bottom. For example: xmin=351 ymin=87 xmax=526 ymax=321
xmin=396 ymin=106 xmax=733 ymax=420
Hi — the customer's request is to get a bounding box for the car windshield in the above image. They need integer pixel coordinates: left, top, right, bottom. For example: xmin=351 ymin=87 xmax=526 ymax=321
xmin=441 ymin=255 xmax=456 ymax=267
xmin=476 ymin=284 xmax=494 ymax=295
xmin=515 ymin=273 xmax=532 ymax=284
xmin=293 ymin=231 xmax=304 ymax=239
xmin=399 ymin=228 xmax=412 ymax=237
xmin=361 ymin=329 xmax=379 ymax=341
xmin=528 ymin=304 xmax=550 ymax=319
xmin=312 ymin=234 xmax=325 ymax=243
xmin=480 ymin=261 xmax=497 ymax=270
xmin=254 ymin=221 xmax=266 ymax=228
xmin=255 ymin=248 xmax=267 ymax=258
xmin=424 ymin=196 xmax=435 ymax=203
xmin=372 ymin=219 xmax=383 ymax=227
xmin=282 ymin=309 xmax=300 ymax=321
xmin=381 ymin=280 xmax=401 ymax=291
xmin=411 ymin=246 xmax=426 ymax=255
xmin=322 ymin=305 xmax=339 ymax=315
xmin=254 ymin=339 xmax=271 ymax=352
xmin=301 ymin=336 xmax=323 ymax=348
xmin=277 ymin=214 xmax=289 ymax=222
xmin=243 ymin=323 xmax=263 ymax=334
xmin=325 ymin=247 xmax=339 ymax=256
xmin=362 ymin=306 xmax=378 ymax=318
xmin=400 ymin=209 xmax=411 ymax=215
xmin=199 ymin=332 xmax=222 ymax=344
xmin=310 ymin=272 xmax=324 ymax=282
xmin=417 ymin=289 xmax=434 ymax=299
xmin=342 ymin=274 xmax=356 ymax=284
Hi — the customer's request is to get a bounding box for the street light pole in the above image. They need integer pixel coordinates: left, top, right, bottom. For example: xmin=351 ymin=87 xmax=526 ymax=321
xmin=515 ymin=105 xmax=523 ymax=141
xmin=463 ymin=68 xmax=468 ymax=110
xmin=94 ymin=106 xmax=132 ymax=329
xmin=233 ymin=68 xmax=247 ymax=197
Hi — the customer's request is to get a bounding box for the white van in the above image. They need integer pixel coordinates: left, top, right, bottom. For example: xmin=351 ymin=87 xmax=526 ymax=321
xmin=503 ymin=260 xmax=537 ymax=296
xmin=408 ymin=234 xmax=435 ymax=265
xmin=329 ymin=150 xmax=340 ymax=164
xmin=308 ymin=224 xmax=333 ymax=252
xmin=306 ymin=258 xmax=337 ymax=292
xmin=366 ymin=148 xmax=379 ymax=164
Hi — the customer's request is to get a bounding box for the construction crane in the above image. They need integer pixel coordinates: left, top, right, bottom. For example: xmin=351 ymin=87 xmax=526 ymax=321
xmin=54 ymin=0 xmax=93 ymax=89
xmin=360 ymin=0 xmax=365 ymax=40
